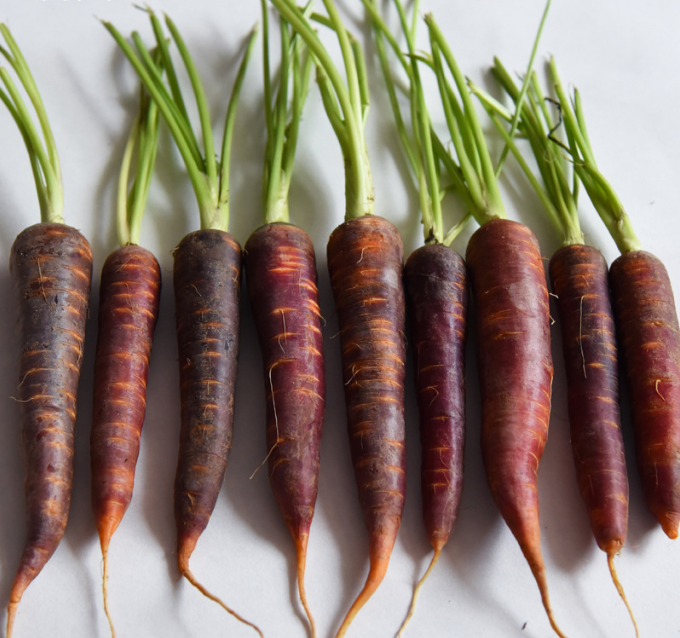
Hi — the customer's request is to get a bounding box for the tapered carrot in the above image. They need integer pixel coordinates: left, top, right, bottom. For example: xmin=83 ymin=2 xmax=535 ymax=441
xmin=244 ymin=9 xmax=321 ymax=635
xmin=90 ymin=76 xmax=162 ymax=638
xmin=472 ymin=59 xmax=638 ymax=635
xmin=548 ymin=57 xmax=680 ymax=543
xmin=1 ymin=25 xmax=93 ymax=637
xmin=362 ymin=3 xmax=470 ymax=633
xmin=422 ymin=12 xmax=569 ymax=636
xmin=269 ymin=2 xmax=406 ymax=636
xmin=104 ymin=12 xmax=262 ymax=636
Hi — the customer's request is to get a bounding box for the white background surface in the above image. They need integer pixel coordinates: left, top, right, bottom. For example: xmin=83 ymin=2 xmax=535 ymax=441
xmin=1 ymin=1 xmax=679 ymax=637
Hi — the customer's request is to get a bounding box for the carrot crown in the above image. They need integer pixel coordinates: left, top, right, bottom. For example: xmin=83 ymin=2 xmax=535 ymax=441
xmin=0 ymin=24 xmax=63 ymax=224
xmin=261 ymin=1 xmax=313 ymax=225
xmin=270 ymin=0 xmax=374 ymax=221
xmin=116 ymin=57 xmax=162 ymax=247
xmin=104 ymin=11 xmax=257 ymax=233
xmin=547 ymin=57 xmax=641 ymax=254
xmin=469 ymin=59 xmax=585 ymax=247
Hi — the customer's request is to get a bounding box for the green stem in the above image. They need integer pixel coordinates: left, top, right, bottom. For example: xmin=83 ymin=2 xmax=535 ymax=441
xmin=271 ymin=0 xmax=373 ymax=220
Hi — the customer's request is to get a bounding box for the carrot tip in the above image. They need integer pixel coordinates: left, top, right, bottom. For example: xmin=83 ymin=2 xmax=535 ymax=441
xmin=102 ymin=546 xmax=117 ymax=638
xmin=396 ymin=547 xmax=442 ymax=638
xmin=6 ymin=602 xmax=18 ymax=638
xmin=334 ymin=555 xmax=390 ymax=638
xmin=181 ymin=568 xmax=264 ymax=638
xmin=661 ymin=521 xmax=679 ymax=540
xmin=607 ymin=553 xmax=640 ymax=638
xmin=294 ymin=534 xmax=317 ymax=638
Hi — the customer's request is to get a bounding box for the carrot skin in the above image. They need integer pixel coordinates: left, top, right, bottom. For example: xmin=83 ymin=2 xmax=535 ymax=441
xmin=549 ymin=245 xmax=628 ymax=554
xmin=8 ymin=222 xmax=93 ymax=606
xmin=610 ymin=250 xmax=680 ymax=539
xmin=466 ymin=219 xmax=566 ymax=636
xmin=403 ymin=244 xmax=467 ymax=550
xmin=173 ymin=229 xmax=242 ymax=570
xmin=90 ymin=245 xmax=162 ymax=546
xmin=244 ymin=222 xmax=325 ymax=544
xmin=327 ymin=215 xmax=406 ymax=629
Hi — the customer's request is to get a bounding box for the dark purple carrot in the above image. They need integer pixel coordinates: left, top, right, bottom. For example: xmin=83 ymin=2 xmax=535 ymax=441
xmin=105 ymin=13 xmax=262 ymax=636
xmin=90 ymin=79 xmax=162 ymax=638
xmin=362 ymin=4 xmax=469 ymax=633
xmin=269 ymin=3 xmax=407 ymax=636
xmin=548 ymin=57 xmax=680 ymax=549
xmin=422 ymin=13 xmax=568 ymax=636
xmin=473 ymin=58 xmax=638 ymax=634
xmin=244 ymin=10 xmax=321 ymax=635
xmin=1 ymin=25 xmax=93 ymax=637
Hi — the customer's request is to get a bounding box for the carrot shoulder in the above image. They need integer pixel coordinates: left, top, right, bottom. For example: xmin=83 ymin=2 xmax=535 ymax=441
xmin=8 ymin=222 xmax=93 ymax=632
xmin=610 ymin=250 xmax=680 ymax=539
xmin=466 ymin=218 xmax=564 ymax=636
xmin=327 ymin=214 xmax=407 ymax=635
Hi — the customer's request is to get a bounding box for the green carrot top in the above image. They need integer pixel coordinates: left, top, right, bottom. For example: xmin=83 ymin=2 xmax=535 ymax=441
xmin=0 ymin=24 xmax=63 ymax=224
xmin=469 ymin=59 xmax=585 ymax=247
xmin=269 ymin=0 xmax=374 ymax=222
xmin=116 ymin=68 xmax=162 ymax=247
xmin=104 ymin=10 xmax=257 ymax=233
xmin=261 ymin=1 xmax=313 ymax=225
xmin=546 ymin=57 xmax=641 ymax=254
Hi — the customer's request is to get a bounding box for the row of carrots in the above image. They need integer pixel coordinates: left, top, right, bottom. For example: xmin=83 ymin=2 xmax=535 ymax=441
xmin=1 ymin=1 xmax=678 ymax=637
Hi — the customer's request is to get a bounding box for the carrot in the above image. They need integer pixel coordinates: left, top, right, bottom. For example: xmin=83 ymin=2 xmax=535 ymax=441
xmin=362 ymin=3 xmax=470 ymax=633
xmin=104 ymin=13 xmax=262 ymax=636
xmin=90 ymin=76 xmax=162 ymax=637
xmin=422 ymin=12 xmax=569 ymax=636
xmin=1 ymin=25 xmax=93 ymax=637
xmin=269 ymin=3 xmax=406 ymax=635
xmin=548 ymin=57 xmax=680 ymax=543
xmin=244 ymin=9 xmax=321 ymax=635
xmin=472 ymin=58 xmax=638 ymax=634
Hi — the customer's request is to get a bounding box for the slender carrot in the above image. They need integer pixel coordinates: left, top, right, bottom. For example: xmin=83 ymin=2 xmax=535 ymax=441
xmin=1 ymin=24 xmax=93 ymax=637
xmin=244 ymin=9 xmax=321 ymax=634
xmin=422 ymin=10 xmax=569 ymax=636
xmin=104 ymin=13 xmax=262 ymax=636
xmin=548 ymin=57 xmax=680 ymax=542
xmin=362 ymin=3 xmax=469 ymax=633
xmin=90 ymin=74 xmax=162 ymax=638
xmin=471 ymin=60 xmax=638 ymax=634
xmin=269 ymin=2 xmax=405 ymax=635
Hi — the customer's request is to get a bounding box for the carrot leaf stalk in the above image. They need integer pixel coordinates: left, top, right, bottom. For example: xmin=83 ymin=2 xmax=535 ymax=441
xmin=0 ymin=23 xmax=62 ymax=223
xmin=271 ymin=0 xmax=374 ymax=221
xmin=2 ymin=25 xmax=93 ymax=638
xmin=103 ymin=12 xmax=258 ymax=232
xmin=104 ymin=13 xmax=262 ymax=637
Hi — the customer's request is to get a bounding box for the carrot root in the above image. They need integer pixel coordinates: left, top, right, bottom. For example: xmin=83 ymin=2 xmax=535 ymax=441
xmin=102 ymin=543 xmax=116 ymax=638
xmin=180 ymin=568 xmax=264 ymax=638
xmin=527 ymin=557 xmax=568 ymax=638
xmin=335 ymin=554 xmax=391 ymax=638
xmin=397 ymin=545 xmax=443 ymax=638
xmin=294 ymin=533 xmax=317 ymax=638
xmin=607 ymin=553 xmax=639 ymax=638
xmin=6 ymin=602 xmax=18 ymax=638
